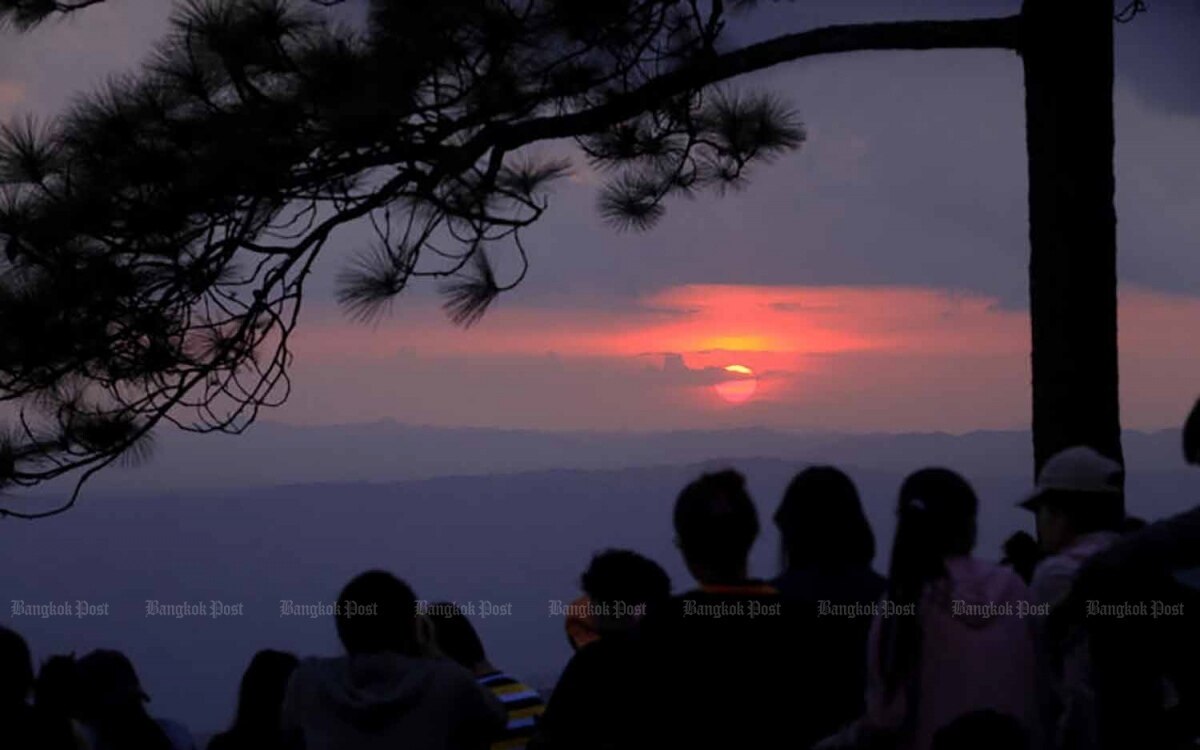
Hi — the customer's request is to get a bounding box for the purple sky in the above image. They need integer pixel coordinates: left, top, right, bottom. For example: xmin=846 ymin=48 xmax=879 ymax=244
xmin=3 ymin=0 xmax=1199 ymax=432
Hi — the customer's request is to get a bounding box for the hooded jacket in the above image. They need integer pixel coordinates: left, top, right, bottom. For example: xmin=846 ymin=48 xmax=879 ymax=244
xmin=859 ymin=556 xmax=1040 ymax=750
xmin=1030 ymin=531 xmax=1119 ymax=750
xmin=280 ymin=653 xmax=507 ymax=750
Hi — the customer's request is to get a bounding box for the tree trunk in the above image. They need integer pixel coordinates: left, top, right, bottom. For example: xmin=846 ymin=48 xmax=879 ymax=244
xmin=1021 ymin=0 xmax=1122 ymax=477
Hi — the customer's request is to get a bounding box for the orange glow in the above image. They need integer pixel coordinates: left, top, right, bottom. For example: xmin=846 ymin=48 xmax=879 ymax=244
xmin=278 ymin=284 xmax=1200 ymax=431
xmin=699 ymin=335 xmax=778 ymax=353
xmin=714 ymin=365 xmax=758 ymax=404
xmin=293 ymin=284 xmax=1032 ymax=364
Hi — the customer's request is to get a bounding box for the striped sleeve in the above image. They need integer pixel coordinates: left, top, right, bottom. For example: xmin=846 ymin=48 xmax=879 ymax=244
xmin=479 ymin=672 xmax=546 ymax=750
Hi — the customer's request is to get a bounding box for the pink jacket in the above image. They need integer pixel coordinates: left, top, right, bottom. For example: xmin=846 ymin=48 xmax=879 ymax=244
xmin=863 ymin=556 xmax=1040 ymax=750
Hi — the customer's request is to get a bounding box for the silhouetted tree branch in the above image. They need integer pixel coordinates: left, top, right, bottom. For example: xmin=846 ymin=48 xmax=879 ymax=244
xmin=0 ymin=1 xmax=108 ymax=30
xmin=0 ymin=0 xmax=351 ymax=29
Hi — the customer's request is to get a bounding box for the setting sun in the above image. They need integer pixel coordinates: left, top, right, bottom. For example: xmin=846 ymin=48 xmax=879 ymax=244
xmin=714 ymin=364 xmax=758 ymax=404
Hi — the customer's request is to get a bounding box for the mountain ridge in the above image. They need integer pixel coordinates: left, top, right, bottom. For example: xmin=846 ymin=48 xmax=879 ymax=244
xmin=58 ymin=421 xmax=1184 ymax=495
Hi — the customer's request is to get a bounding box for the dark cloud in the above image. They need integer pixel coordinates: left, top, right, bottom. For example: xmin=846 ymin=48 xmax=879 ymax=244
xmin=651 ymin=353 xmax=761 ymax=387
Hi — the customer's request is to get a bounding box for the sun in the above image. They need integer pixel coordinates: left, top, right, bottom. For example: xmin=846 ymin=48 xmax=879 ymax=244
xmin=714 ymin=364 xmax=757 ymax=404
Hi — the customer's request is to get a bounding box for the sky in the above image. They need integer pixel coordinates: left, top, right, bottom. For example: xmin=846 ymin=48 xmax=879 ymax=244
xmin=3 ymin=0 xmax=1200 ymax=433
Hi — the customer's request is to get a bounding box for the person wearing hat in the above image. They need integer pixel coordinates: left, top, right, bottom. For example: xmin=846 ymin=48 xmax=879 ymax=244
xmin=1019 ymin=446 xmax=1124 ymax=750
xmin=1020 ymin=446 xmax=1124 ymax=610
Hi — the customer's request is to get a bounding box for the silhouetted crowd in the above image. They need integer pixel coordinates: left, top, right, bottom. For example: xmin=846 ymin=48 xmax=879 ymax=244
xmin=4 ymin=400 xmax=1199 ymax=750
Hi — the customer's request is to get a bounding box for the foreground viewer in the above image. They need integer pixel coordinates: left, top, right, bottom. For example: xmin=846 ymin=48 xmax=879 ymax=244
xmin=562 ymin=549 xmax=670 ymax=650
xmin=208 ymin=649 xmax=298 ymax=750
xmin=34 ymin=654 xmax=89 ymax=750
xmin=819 ymin=469 xmax=1038 ymax=750
xmin=0 ymin=627 xmax=78 ymax=750
xmin=281 ymin=570 xmax=506 ymax=750
xmin=1019 ymin=446 xmax=1123 ymax=749
xmin=638 ymin=469 xmax=835 ymax=749
xmin=77 ymin=649 xmax=195 ymax=750
xmin=531 ymin=550 xmax=670 ymax=750
xmin=1065 ymin=399 xmax=1200 ymax=749
xmin=773 ymin=466 xmax=886 ymax=730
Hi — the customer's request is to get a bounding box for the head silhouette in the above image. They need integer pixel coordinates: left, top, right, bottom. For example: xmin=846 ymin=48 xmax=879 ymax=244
xmin=774 ymin=466 xmax=876 ymax=571
xmin=231 ymin=650 xmax=298 ymax=735
xmin=893 ymin=468 xmax=978 ymax=568
xmin=76 ymin=650 xmax=171 ymax=750
xmin=35 ymin=654 xmax=80 ymax=718
xmin=1185 ymin=397 xmax=1200 ymax=466
xmin=335 ymin=570 xmax=418 ymax=655
xmin=426 ymin=604 xmax=486 ymax=671
xmin=880 ymin=468 xmax=978 ymax=692
xmin=0 ymin=626 xmax=33 ymax=708
xmin=76 ymin=650 xmax=147 ymax=717
xmin=1022 ymin=447 xmax=1124 ymax=553
xmin=674 ymin=469 xmax=759 ymax=584
xmin=581 ymin=549 xmax=671 ymax=630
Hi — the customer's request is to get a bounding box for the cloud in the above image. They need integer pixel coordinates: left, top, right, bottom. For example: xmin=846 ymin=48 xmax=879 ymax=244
xmin=646 ymin=353 xmax=758 ymax=388
xmin=278 ymin=283 xmax=1200 ymax=431
xmin=291 ymin=284 xmax=1028 ymax=364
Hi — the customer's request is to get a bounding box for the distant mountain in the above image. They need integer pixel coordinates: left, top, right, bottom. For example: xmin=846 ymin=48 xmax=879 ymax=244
xmin=52 ymin=419 xmax=1189 ymax=494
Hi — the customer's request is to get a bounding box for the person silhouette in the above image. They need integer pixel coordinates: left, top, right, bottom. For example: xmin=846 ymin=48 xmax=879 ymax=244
xmin=279 ymin=570 xmax=506 ymax=750
xmin=818 ymin=469 xmax=1039 ymax=750
xmin=1018 ymin=446 xmax=1125 ymax=748
xmin=208 ymin=650 xmax=298 ymax=750
xmin=1064 ymin=397 xmax=1200 ymax=749
xmin=1 ymin=627 xmax=77 ymax=750
xmin=532 ymin=550 xmax=670 ymax=750
xmin=563 ymin=549 xmax=670 ymax=650
xmin=636 ymin=469 xmax=831 ymax=749
xmin=76 ymin=649 xmax=195 ymax=750
xmin=772 ymin=466 xmax=886 ymax=732
xmin=34 ymin=653 xmax=88 ymax=750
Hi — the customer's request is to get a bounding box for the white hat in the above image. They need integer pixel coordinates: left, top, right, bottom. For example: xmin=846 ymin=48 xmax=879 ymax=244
xmin=1019 ymin=446 xmax=1124 ymax=510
